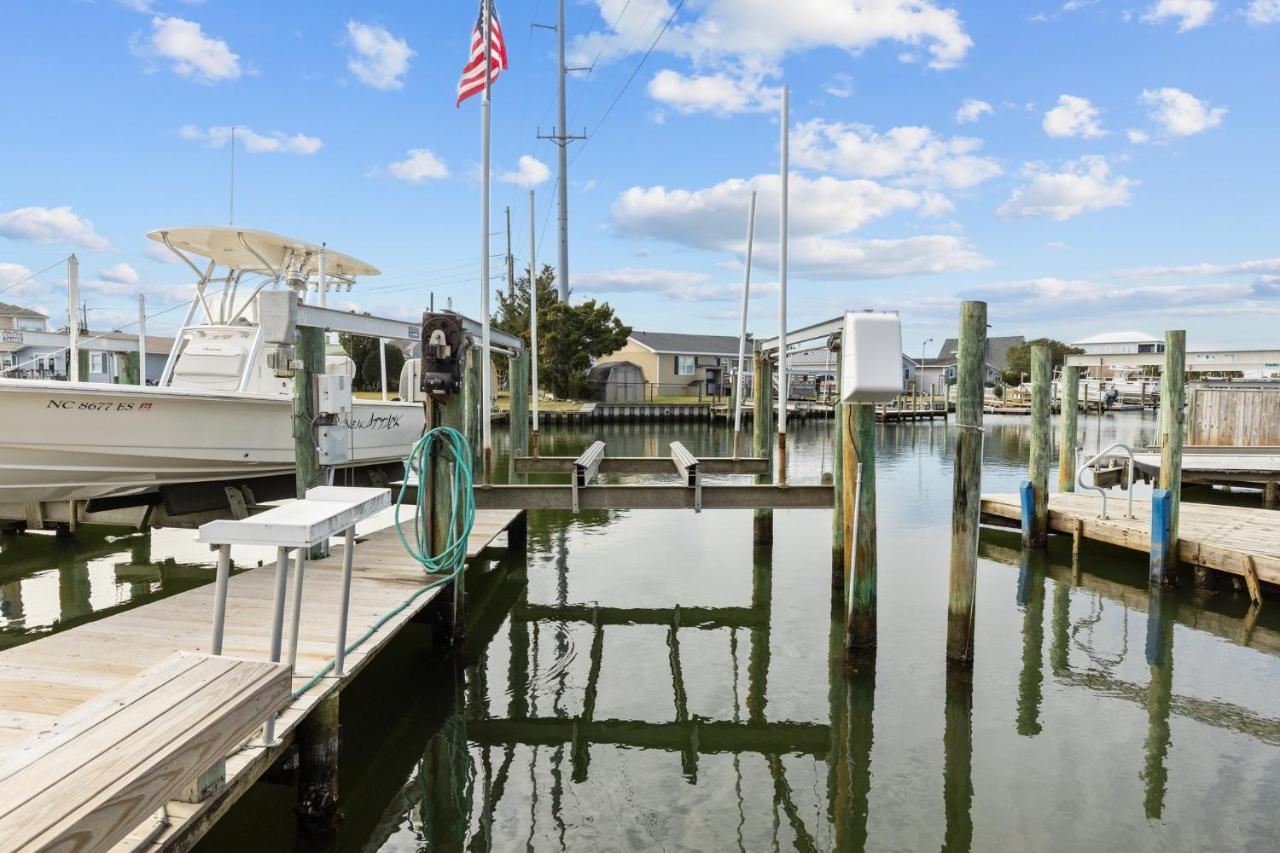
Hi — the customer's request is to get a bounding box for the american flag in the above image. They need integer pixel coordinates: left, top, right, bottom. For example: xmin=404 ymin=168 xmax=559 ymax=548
xmin=457 ymin=0 xmax=508 ymax=107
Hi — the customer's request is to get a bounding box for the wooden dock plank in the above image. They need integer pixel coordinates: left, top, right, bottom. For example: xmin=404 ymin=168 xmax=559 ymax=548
xmin=0 ymin=508 xmax=522 ymax=852
xmin=981 ymin=493 xmax=1280 ymax=585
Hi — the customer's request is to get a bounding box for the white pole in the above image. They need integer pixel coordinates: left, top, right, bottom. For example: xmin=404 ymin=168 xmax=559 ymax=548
xmin=529 ymin=189 xmax=540 ymax=437
xmin=777 ymin=86 xmax=789 ymax=482
xmin=379 ymin=338 xmax=388 ymax=401
xmin=733 ymin=191 xmax=757 ymax=448
xmin=318 ymin=243 xmax=327 ymax=307
xmin=68 ymin=254 xmax=80 ymax=382
xmin=480 ymin=0 xmax=494 ymax=481
xmin=137 ymin=293 xmax=147 ymax=386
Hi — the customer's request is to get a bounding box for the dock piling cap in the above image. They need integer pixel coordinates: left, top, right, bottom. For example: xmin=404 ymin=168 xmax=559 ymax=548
xmin=146 ymin=226 xmax=380 ymax=278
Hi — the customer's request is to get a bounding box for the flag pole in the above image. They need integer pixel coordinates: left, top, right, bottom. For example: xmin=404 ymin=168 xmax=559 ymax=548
xmin=732 ymin=191 xmax=757 ymax=457
xmin=777 ymin=85 xmax=789 ymax=484
xmin=529 ymin=188 xmax=540 ymax=456
xmin=480 ymin=0 xmax=494 ymax=483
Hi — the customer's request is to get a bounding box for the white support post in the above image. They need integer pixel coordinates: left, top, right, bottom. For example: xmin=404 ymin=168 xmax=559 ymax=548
xmin=379 ymin=338 xmax=388 ymax=401
xmin=334 ymin=527 xmax=354 ymax=677
xmin=777 ymin=85 xmax=790 ymax=483
xmin=317 ymin=243 xmax=327 ymax=307
xmin=529 ymin=190 xmax=540 ymax=444
xmin=68 ymin=254 xmax=80 ymax=382
xmin=137 ymin=294 xmax=147 ymax=386
xmin=265 ymin=545 xmax=289 ymax=745
xmin=733 ymin=191 xmax=757 ymax=455
xmin=210 ymin=544 xmax=231 ymax=655
xmin=287 ymin=549 xmax=306 ymax=669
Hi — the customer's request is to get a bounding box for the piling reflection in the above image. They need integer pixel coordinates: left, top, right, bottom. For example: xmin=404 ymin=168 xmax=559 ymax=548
xmin=942 ymin=667 xmax=974 ymax=853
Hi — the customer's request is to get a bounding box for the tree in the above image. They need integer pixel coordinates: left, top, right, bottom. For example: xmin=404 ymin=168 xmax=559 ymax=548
xmin=360 ymin=343 xmax=405 ymax=393
xmin=493 ymin=264 xmax=631 ymax=399
xmin=1001 ymin=338 xmax=1083 ymax=386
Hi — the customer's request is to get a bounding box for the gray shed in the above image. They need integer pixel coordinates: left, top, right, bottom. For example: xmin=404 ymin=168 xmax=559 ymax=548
xmin=586 ymin=361 xmax=645 ymax=402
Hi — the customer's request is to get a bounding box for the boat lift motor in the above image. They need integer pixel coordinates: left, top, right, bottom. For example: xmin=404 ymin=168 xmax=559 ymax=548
xmin=419 ymin=312 xmax=469 ymax=397
xmin=259 ymin=290 xmax=300 ymax=378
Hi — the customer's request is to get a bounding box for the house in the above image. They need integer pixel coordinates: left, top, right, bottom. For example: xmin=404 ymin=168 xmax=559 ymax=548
xmin=1 ymin=301 xmax=174 ymax=384
xmin=904 ymin=335 xmax=1025 ymax=388
xmin=1070 ymin=331 xmax=1165 ymax=356
xmin=602 ymin=331 xmax=744 ymax=397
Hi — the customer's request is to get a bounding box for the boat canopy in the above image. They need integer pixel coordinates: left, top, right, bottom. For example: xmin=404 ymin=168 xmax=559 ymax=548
xmin=146 ymin=226 xmax=380 ymax=279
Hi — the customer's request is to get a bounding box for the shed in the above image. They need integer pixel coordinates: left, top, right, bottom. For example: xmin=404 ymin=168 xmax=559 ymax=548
xmin=586 ymin=361 xmax=645 ymax=402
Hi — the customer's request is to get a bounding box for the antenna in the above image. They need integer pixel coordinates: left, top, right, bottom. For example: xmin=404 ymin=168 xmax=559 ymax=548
xmin=229 ymin=126 xmax=236 ymax=226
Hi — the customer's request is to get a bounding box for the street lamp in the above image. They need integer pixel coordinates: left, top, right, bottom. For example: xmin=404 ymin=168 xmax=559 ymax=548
xmin=921 ymin=336 xmax=934 ymax=399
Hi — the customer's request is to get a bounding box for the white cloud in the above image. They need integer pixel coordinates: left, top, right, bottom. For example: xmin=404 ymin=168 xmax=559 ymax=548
xmin=574 ymin=267 xmax=775 ymax=302
xmin=145 ymin=244 xmax=179 ymax=264
xmin=791 ymin=120 xmax=1001 ymax=189
xmin=1248 ymin=0 xmax=1280 ymax=24
xmin=0 ymin=206 xmax=110 ymax=250
xmin=611 ymin=172 xmax=990 ymax=279
xmin=0 ymin=263 xmax=44 ymax=301
xmin=345 ymin=21 xmax=414 ymax=90
xmin=955 ymin=98 xmax=993 ymax=124
xmin=1140 ymin=87 xmax=1225 ymax=136
xmin=960 ymin=275 xmax=1280 ymax=320
xmin=574 ymin=0 xmax=973 ymax=71
xmin=823 ymin=73 xmax=854 ymax=98
xmin=133 ymin=16 xmax=240 ymax=84
xmin=98 ymin=262 xmax=140 ymax=285
xmin=1116 ymin=258 xmax=1280 ymax=277
xmin=499 ymin=155 xmax=551 ymax=188
xmin=1126 ymin=128 xmax=1150 ymax=144
xmin=179 ymin=125 xmax=323 ymax=155
xmin=382 ymin=149 xmax=449 ymax=182
xmin=1042 ymin=95 xmax=1105 ymax=138
xmin=997 ymin=156 xmax=1135 ymax=221
xmin=1141 ymin=0 xmax=1216 ymax=31
xmin=647 ymin=69 xmax=780 ymax=115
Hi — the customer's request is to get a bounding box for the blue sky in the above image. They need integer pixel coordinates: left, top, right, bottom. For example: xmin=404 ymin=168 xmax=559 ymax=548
xmin=1 ymin=0 xmax=1277 ymax=353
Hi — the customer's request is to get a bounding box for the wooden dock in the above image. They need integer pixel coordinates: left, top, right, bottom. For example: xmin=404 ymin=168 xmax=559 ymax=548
xmin=0 ymin=508 xmax=521 ymax=851
xmin=981 ymin=492 xmax=1279 ymax=587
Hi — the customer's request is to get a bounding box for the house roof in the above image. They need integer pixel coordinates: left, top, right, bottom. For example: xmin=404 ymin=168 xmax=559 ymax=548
xmin=629 ymin=331 xmax=742 ymax=356
xmin=937 ymin=335 xmax=1024 ymax=370
xmin=0 ymin=301 xmax=47 ymax=320
xmin=787 ymin=348 xmax=840 ymax=369
xmin=1071 ymin=331 xmax=1161 ymax=345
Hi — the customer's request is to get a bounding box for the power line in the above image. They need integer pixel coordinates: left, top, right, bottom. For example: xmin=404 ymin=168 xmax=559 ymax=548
xmin=0 ymin=256 xmax=70 ymax=298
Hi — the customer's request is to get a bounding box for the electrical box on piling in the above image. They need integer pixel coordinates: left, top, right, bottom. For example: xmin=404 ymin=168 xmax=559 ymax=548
xmin=419 ymin=312 xmax=468 ymax=397
xmin=839 ymin=311 xmax=903 ymax=403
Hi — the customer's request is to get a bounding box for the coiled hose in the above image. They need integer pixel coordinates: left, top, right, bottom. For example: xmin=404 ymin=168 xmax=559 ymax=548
xmin=291 ymin=426 xmax=475 ymax=699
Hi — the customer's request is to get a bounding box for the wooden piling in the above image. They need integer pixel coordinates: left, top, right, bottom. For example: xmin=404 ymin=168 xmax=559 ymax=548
xmin=946 ymin=301 xmax=987 ymax=665
xmin=1027 ymin=345 xmax=1051 ymax=548
xmin=294 ymin=326 xmax=326 ymax=559
xmin=432 ymin=351 xmax=470 ymax=646
xmin=1058 ymin=365 xmax=1080 ymax=492
xmin=752 ymin=347 xmax=774 ymax=545
xmin=1157 ymin=330 xmax=1186 ymax=586
xmin=463 ymin=348 xmax=483 ymax=479
xmin=509 ymin=349 xmax=530 ymax=484
xmin=845 ymin=405 xmax=877 ymax=655
xmin=831 ymin=357 xmax=845 ymax=594
xmin=1264 ymin=481 xmax=1279 ymax=511
xmin=296 ymin=692 xmax=341 ymax=833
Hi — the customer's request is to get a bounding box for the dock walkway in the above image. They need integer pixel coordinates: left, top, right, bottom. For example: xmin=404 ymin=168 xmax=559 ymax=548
xmin=981 ymin=492 xmax=1280 ymax=586
xmin=0 ymin=507 xmax=521 ymax=851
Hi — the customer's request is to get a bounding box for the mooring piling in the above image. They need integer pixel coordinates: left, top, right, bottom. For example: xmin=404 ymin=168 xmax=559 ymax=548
xmin=1156 ymin=330 xmax=1186 ymax=586
xmin=752 ymin=346 xmax=774 ymax=545
xmin=844 ymin=404 xmax=877 ymax=656
xmin=1058 ymin=365 xmax=1080 ymax=492
xmin=432 ymin=364 xmax=470 ymax=646
xmin=831 ymin=354 xmax=845 ymax=594
xmin=1027 ymin=344 xmax=1051 ymax=548
xmin=946 ymin=300 xmax=987 ymax=665
xmin=295 ymin=692 xmax=341 ymax=833
xmin=294 ymin=326 xmax=327 ymax=559
xmin=509 ymin=348 xmax=530 ymax=484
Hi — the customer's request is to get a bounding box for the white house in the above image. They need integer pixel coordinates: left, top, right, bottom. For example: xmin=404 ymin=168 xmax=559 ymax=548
xmin=1070 ymin=331 xmax=1165 ymax=356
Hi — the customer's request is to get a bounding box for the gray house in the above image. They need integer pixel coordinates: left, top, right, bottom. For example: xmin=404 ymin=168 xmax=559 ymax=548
xmin=1 ymin=301 xmax=174 ymax=384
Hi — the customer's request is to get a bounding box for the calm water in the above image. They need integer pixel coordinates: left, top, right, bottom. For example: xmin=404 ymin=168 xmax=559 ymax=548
xmin=3 ymin=412 xmax=1279 ymax=851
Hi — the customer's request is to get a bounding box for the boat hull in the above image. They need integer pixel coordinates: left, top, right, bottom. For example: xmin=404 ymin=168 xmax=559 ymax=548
xmin=0 ymin=379 xmax=424 ymax=503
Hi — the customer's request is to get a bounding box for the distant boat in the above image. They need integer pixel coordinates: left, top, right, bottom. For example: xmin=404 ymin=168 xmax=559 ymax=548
xmin=0 ymin=227 xmax=424 ymax=514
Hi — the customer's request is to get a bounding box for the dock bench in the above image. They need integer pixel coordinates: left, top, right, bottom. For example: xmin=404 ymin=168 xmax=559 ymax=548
xmin=0 ymin=651 xmax=290 ymax=853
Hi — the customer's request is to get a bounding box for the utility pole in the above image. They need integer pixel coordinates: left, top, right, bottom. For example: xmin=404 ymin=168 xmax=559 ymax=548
xmin=535 ymin=0 xmax=587 ymax=302
xmin=505 ymin=206 xmax=515 ymax=297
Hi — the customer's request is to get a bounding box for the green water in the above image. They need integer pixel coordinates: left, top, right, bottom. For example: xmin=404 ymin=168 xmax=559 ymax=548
xmin=3 ymin=413 xmax=1278 ymax=851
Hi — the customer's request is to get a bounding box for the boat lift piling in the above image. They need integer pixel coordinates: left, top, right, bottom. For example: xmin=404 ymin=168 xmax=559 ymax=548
xmin=946 ymin=301 xmax=987 ymax=666
xmin=1157 ymin=330 xmax=1186 ymax=587
xmin=1026 ymin=344 xmax=1051 ymax=548
xmin=752 ymin=344 xmax=775 ymax=545
xmin=1058 ymin=364 xmax=1080 ymax=492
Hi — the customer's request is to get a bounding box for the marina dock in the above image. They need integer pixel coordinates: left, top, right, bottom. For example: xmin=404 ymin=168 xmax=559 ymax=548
xmin=0 ymin=508 xmax=522 ymax=851
xmin=981 ymin=492 xmax=1279 ymax=586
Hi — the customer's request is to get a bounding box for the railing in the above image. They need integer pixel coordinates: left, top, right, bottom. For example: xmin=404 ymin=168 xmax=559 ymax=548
xmin=1076 ymin=442 xmax=1137 ymax=519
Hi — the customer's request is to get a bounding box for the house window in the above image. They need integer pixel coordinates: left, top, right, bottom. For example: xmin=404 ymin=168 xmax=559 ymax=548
xmin=90 ymin=352 xmax=105 ymax=374
xmin=675 ymin=355 xmax=695 ymax=376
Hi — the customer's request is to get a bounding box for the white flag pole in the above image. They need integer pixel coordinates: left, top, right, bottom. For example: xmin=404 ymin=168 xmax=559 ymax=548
xmin=732 ymin=191 xmax=757 ymax=456
xmin=529 ymin=189 xmax=540 ymax=453
xmin=137 ymin=293 xmax=147 ymax=386
xmin=480 ymin=0 xmax=494 ymax=482
xmin=68 ymin=254 xmax=80 ymax=382
xmin=777 ymin=85 xmax=789 ymax=484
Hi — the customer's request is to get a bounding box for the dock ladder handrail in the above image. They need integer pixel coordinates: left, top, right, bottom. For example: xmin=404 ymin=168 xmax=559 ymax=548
xmin=1076 ymin=442 xmax=1137 ymax=519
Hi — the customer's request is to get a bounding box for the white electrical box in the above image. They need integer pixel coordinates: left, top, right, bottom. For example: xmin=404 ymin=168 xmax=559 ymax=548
xmin=317 ymin=423 xmax=352 ymax=465
xmin=315 ymin=374 xmax=353 ymax=415
xmin=257 ymin=291 xmax=298 ymax=345
xmin=839 ymin=311 xmax=904 ymax=403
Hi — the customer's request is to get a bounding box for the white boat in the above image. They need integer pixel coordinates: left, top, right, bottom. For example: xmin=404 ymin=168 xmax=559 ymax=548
xmin=0 ymin=227 xmax=425 ymax=522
